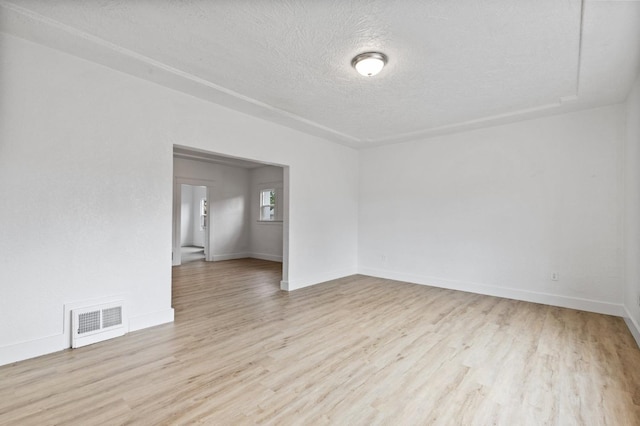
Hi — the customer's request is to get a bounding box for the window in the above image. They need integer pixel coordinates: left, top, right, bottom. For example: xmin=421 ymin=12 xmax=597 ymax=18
xmin=259 ymin=189 xmax=276 ymax=221
xmin=257 ymin=183 xmax=283 ymax=223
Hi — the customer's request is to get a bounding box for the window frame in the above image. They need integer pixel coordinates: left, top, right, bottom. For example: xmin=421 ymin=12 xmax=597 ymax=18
xmin=259 ymin=188 xmax=277 ymax=222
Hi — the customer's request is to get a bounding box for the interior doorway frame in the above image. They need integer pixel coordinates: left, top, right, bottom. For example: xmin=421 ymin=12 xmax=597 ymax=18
xmin=172 ymin=177 xmax=215 ymax=266
xmin=172 ymin=146 xmax=290 ymax=289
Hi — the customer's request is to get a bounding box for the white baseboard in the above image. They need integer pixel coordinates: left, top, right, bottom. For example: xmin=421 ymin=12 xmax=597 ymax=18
xmin=624 ymin=306 xmax=640 ymax=349
xmin=212 ymin=252 xmax=283 ymax=262
xmin=0 ymin=308 xmax=175 ymax=367
xmin=0 ymin=333 xmax=67 ymax=367
xmin=212 ymin=252 xmax=250 ymax=261
xmin=359 ymin=267 xmax=625 ymax=317
xmin=250 ymin=252 xmax=283 ymax=262
xmin=128 ymin=308 xmax=175 ymax=332
xmin=286 ymin=266 xmax=358 ymax=291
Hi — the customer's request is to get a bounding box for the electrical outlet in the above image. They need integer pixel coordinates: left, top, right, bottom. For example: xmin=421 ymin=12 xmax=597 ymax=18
xmin=552 ymin=272 xmax=559 ymax=281
xmin=380 ymin=255 xmax=387 ymax=263
xmin=637 ymin=295 xmax=640 ymax=307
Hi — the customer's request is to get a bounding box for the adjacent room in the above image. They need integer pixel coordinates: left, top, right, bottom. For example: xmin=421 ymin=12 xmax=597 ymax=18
xmin=171 ymin=147 xmax=286 ymax=269
xmin=179 ymin=183 xmax=207 ymax=263
xmin=1 ymin=0 xmax=639 ymax=424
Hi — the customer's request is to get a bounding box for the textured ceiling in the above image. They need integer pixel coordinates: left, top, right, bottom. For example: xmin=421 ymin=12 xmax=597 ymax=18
xmin=1 ymin=0 xmax=639 ymax=148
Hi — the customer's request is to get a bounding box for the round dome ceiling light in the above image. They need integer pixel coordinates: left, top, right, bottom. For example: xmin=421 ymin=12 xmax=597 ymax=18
xmin=351 ymin=52 xmax=388 ymax=77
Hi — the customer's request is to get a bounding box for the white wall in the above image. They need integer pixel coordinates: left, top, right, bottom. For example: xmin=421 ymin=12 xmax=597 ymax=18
xmin=4 ymin=26 xmax=632 ymax=367
xmin=0 ymin=33 xmax=359 ymax=365
xmin=0 ymin=33 xmax=176 ymax=365
xmin=173 ymin=158 xmax=251 ymax=261
xmin=359 ymin=105 xmax=626 ymax=315
xmin=625 ymin=73 xmax=640 ymax=345
xmin=250 ymin=166 xmax=284 ymax=262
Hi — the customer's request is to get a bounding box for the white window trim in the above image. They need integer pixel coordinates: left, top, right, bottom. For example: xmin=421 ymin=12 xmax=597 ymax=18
xmin=259 ymin=188 xmax=277 ymax=221
xmin=257 ymin=182 xmax=283 ymax=223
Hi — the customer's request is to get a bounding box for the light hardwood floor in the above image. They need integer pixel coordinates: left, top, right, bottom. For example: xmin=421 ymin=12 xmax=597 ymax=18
xmin=1 ymin=258 xmax=639 ymax=425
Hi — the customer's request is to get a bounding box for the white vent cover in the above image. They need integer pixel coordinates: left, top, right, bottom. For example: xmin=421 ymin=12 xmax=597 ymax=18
xmin=71 ymin=300 xmax=126 ymax=348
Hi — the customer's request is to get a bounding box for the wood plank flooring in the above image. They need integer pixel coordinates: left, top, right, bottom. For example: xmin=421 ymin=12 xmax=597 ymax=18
xmin=1 ymin=258 xmax=639 ymax=425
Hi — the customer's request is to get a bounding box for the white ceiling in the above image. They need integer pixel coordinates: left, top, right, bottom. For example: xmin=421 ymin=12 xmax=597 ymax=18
xmin=1 ymin=0 xmax=639 ymax=148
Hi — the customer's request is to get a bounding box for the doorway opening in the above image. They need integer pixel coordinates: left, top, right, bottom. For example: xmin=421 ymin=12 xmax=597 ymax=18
xmin=171 ymin=145 xmax=289 ymax=290
xmin=179 ymin=184 xmax=207 ymax=263
xmin=172 ymin=178 xmax=213 ymax=266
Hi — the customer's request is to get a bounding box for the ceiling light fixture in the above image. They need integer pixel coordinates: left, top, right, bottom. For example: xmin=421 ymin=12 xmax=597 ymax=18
xmin=351 ymin=52 xmax=388 ymax=77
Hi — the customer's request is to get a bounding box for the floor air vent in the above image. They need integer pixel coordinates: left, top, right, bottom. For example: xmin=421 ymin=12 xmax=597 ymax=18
xmin=71 ymin=300 xmax=126 ymax=348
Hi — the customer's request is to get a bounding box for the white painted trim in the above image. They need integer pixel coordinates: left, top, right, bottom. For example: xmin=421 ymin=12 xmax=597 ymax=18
xmin=280 ymin=280 xmax=290 ymax=291
xmin=359 ymin=267 xmax=625 ymax=317
xmin=256 ymin=180 xmax=284 ymax=187
xmin=250 ymin=252 xmax=283 ymax=262
xmin=174 ymin=176 xmax=216 ymax=187
xmin=209 ymin=252 xmax=284 ymax=262
xmin=0 ymin=333 xmax=67 ymax=367
xmin=624 ymin=306 xmax=640 ymax=349
xmin=0 ymin=2 xmax=362 ymax=146
xmin=281 ymin=167 xmax=290 ymax=285
xmin=286 ymin=267 xmax=358 ymax=291
xmin=0 ymin=307 xmax=174 ymax=366
xmin=0 ymin=3 xmax=589 ymax=147
xmin=212 ymin=252 xmax=250 ymax=261
xmin=128 ymin=308 xmax=174 ymax=332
